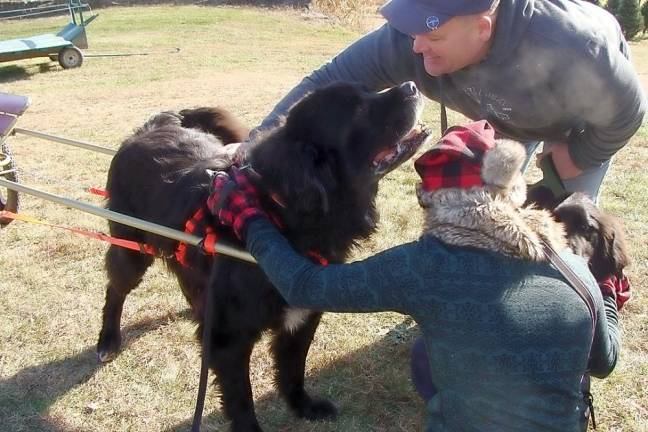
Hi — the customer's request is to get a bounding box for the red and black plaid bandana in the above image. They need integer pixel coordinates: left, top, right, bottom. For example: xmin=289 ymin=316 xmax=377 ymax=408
xmin=414 ymin=120 xmax=496 ymax=192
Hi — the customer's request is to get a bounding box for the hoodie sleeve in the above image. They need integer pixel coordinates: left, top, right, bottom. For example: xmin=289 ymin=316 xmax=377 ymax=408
xmin=249 ymin=24 xmax=418 ymax=140
xmin=561 ymin=39 xmax=646 ymax=170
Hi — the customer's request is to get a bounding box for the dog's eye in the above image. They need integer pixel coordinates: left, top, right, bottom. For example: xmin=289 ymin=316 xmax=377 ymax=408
xmin=578 ymin=222 xmax=598 ymax=239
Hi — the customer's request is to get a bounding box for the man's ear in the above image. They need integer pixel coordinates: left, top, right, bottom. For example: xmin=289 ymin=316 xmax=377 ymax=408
xmin=476 ymin=15 xmax=495 ymax=42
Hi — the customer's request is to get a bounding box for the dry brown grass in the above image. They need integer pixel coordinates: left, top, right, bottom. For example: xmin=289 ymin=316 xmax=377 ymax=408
xmin=310 ymin=0 xmax=377 ymax=29
xmin=1 ymin=5 xmax=647 ymax=432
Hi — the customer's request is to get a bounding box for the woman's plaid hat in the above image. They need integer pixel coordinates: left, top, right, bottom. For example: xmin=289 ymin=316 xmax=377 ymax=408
xmin=414 ymin=120 xmax=496 ymax=192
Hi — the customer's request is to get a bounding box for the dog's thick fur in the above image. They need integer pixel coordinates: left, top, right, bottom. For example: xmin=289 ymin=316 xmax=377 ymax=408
xmin=527 ymin=186 xmax=630 ymax=280
xmin=97 ymin=82 xmax=426 ymax=432
xmin=552 ymin=192 xmax=630 ymax=280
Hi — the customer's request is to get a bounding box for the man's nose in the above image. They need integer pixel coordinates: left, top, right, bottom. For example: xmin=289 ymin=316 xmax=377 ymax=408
xmin=412 ymin=35 xmax=429 ymax=54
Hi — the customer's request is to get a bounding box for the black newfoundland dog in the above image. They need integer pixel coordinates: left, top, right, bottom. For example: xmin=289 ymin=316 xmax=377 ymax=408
xmin=97 ymin=82 xmax=429 ymax=432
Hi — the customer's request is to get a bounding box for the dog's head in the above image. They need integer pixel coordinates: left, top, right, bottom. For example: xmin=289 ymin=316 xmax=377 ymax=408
xmin=248 ymin=82 xmax=431 ymax=240
xmin=553 ymin=193 xmax=630 ymax=280
xmin=277 ymin=81 xmax=428 ymax=177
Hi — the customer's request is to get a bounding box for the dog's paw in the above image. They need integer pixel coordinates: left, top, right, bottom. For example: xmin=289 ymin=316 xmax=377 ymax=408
xmin=296 ymin=397 xmax=338 ymax=421
xmin=96 ymin=333 xmax=122 ymax=363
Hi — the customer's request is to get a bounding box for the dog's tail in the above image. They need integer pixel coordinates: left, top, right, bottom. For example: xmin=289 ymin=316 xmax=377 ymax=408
xmin=179 ymin=107 xmax=249 ymax=145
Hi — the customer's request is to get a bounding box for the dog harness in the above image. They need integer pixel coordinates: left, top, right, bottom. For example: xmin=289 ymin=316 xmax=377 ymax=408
xmin=174 ymin=206 xmax=218 ymax=268
xmin=175 ymin=166 xmax=328 ymax=268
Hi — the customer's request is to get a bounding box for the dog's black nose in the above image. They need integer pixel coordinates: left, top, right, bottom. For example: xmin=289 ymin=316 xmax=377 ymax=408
xmin=400 ymin=81 xmax=418 ymax=96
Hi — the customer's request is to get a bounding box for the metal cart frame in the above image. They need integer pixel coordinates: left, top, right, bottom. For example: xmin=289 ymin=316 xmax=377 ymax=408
xmin=0 ymin=92 xmax=255 ymax=264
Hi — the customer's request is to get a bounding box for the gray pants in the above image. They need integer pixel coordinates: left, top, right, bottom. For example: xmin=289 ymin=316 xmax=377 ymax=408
xmin=522 ymin=141 xmax=611 ymax=204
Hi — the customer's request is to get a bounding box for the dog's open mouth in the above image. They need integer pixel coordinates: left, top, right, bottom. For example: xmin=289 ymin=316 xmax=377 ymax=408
xmin=372 ymin=123 xmax=432 ymax=176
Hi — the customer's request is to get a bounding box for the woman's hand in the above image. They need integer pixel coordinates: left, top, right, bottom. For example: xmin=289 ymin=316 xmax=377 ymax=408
xmin=206 ymin=167 xmax=267 ymax=241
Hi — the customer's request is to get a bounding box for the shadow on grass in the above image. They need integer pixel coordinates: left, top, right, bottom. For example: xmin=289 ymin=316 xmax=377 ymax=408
xmin=165 ymin=317 xmax=425 ymax=432
xmin=0 ymin=309 xmax=192 ymax=432
xmin=0 ymin=62 xmax=58 ymax=82
xmin=0 ymin=312 xmax=424 ymax=431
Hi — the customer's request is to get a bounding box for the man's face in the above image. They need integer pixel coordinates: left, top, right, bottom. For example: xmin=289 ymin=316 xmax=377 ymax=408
xmin=412 ymin=15 xmax=491 ymax=76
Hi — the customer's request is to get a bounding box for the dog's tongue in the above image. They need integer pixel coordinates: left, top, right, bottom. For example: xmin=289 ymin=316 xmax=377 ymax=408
xmin=372 ymin=127 xmax=421 ymax=165
xmin=372 ymin=124 xmax=431 ymax=175
xmin=373 ymin=148 xmax=395 ymax=165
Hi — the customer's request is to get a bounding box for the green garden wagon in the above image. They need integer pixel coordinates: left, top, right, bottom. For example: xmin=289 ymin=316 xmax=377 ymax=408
xmin=0 ymin=0 xmax=98 ymax=69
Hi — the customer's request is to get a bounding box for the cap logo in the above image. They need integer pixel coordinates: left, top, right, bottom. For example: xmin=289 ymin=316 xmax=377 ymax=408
xmin=426 ymin=15 xmax=440 ymax=30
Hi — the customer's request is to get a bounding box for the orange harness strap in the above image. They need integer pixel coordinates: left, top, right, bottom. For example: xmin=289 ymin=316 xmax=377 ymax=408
xmin=88 ymin=187 xmax=108 ymax=198
xmin=0 ymin=210 xmax=158 ymax=256
xmin=174 ymin=207 xmax=218 ymax=268
xmin=2 ymin=206 xmax=218 ymax=267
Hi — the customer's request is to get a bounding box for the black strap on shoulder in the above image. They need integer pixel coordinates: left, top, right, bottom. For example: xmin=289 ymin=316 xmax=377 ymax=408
xmin=542 ymin=241 xmax=597 ymax=331
xmin=543 ymin=242 xmax=599 ymax=431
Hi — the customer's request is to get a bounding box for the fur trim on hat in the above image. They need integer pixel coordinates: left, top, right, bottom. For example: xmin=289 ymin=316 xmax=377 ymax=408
xmin=481 ymin=139 xmax=527 ymax=206
xmin=417 ymin=187 xmax=567 ymax=260
xmin=482 ymin=139 xmax=525 ymax=187
xmin=416 ymin=139 xmax=566 ymax=260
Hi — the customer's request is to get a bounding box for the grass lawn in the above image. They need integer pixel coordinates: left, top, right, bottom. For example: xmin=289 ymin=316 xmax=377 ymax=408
xmin=1 ymin=5 xmax=647 ymax=431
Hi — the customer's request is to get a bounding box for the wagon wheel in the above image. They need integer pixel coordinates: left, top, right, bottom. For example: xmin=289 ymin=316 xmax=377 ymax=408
xmin=58 ymin=47 xmax=84 ymax=69
xmin=0 ymin=141 xmax=19 ymax=227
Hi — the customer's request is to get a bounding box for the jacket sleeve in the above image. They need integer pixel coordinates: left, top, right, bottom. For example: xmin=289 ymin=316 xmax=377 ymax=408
xmin=244 ymin=218 xmax=421 ymax=313
xmin=562 ymin=40 xmax=647 ymax=170
xmin=249 ymin=24 xmax=418 ymax=140
xmin=588 ymin=293 xmax=620 ymax=378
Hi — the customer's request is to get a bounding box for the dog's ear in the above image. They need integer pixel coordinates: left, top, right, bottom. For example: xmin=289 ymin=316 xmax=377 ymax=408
xmin=286 ymin=142 xmax=337 ymax=214
xmin=253 ymin=139 xmax=337 ymax=215
xmin=589 ymin=211 xmax=631 ymax=279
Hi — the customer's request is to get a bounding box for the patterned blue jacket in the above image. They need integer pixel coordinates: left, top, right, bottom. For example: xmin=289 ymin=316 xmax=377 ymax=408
xmin=245 ymin=215 xmax=619 ymax=431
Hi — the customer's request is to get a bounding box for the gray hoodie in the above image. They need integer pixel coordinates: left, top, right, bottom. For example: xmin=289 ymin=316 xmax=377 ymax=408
xmin=253 ymin=0 xmax=646 ymax=170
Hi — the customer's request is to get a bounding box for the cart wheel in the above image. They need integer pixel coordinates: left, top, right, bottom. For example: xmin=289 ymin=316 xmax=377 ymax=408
xmin=0 ymin=141 xmax=19 ymax=227
xmin=58 ymin=47 xmax=84 ymax=69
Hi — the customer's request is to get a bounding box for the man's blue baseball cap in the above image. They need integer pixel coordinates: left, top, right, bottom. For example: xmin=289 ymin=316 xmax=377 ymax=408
xmin=380 ymin=0 xmax=495 ymax=35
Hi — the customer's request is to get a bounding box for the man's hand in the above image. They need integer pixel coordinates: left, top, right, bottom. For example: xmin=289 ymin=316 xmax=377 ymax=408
xmin=536 ymin=141 xmax=583 ymax=180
